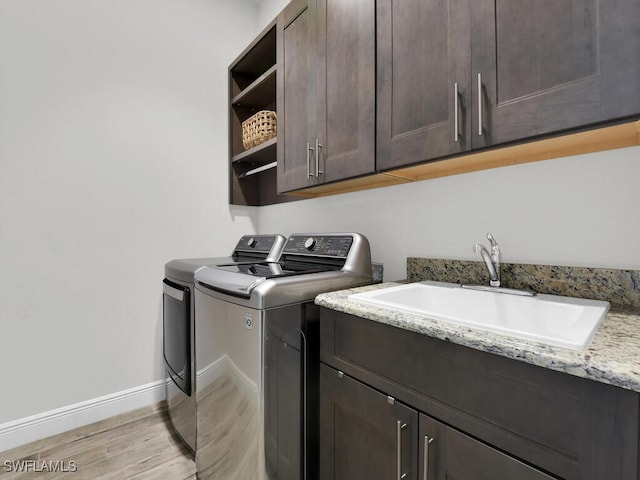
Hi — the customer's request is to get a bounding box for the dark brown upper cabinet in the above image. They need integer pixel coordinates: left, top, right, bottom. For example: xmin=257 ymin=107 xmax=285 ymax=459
xmin=230 ymin=0 xmax=639 ymax=203
xmin=474 ymin=0 xmax=640 ymax=149
xmin=377 ymin=0 xmax=472 ymax=171
xmin=277 ymin=0 xmax=376 ymax=193
xmin=377 ymin=0 xmax=640 ymax=170
xmin=276 ymin=0 xmax=316 ymax=193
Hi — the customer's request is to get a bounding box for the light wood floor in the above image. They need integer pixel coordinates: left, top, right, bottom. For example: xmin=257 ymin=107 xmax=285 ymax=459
xmin=0 ymin=404 xmax=196 ymax=480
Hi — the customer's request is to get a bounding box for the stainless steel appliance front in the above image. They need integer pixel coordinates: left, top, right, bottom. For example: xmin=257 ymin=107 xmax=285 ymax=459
xmin=163 ymin=234 xmax=286 ymax=454
xmin=194 ymin=233 xmax=374 ymax=480
xmin=163 ymin=277 xmax=196 ymax=452
xmin=195 ymin=291 xmax=265 ymax=479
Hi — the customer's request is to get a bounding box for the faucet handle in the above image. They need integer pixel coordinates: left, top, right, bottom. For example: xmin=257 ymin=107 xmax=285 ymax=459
xmin=473 ymin=243 xmax=482 ymax=253
xmin=486 ymin=233 xmax=499 ymax=251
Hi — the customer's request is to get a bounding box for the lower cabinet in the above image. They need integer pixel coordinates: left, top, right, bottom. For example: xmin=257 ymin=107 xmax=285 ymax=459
xmin=319 ymin=308 xmax=640 ymax=480
xmin=419 ymin=413 xmax=554 ymax=480
xmin=265 ymin=324 xmax=301 ymax=480
xmin=320 ymin=364 xmax=554 ymax=480
xmin=264 ymin=304 xmax=321 ymax=480
xmin=319 ymin=363 xmax=417 ymax=479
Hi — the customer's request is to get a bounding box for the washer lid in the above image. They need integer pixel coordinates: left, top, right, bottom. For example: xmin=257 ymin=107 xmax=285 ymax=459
xmin=214 ymin=261 xmax=338 ymax=277
xmin=195 ymin=233 xmax=373 ymax=308
xmin=196 ymin=261 xmax=339 ymax=297
xmin=196 ymin=267 xmax=266 ymax=298
xmin=164 ymin=234 xmax=287 ymax=282
xmin=164 ymin=256 xmax=235 ymax=283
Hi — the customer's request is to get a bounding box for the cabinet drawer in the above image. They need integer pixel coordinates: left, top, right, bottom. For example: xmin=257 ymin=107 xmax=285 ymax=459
xmin=320 ymin=308 xmax=639 ymax=480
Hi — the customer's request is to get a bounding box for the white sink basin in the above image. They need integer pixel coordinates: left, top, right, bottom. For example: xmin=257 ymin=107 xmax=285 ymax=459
xmin=348 ymin=281 xmax=610 ymax=350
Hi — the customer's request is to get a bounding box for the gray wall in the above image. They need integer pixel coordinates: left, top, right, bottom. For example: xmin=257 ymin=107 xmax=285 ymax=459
xmin=257 ymin=0 xmax=289 ymax=25
xmin=259 ymin=147 xmax=640 ymax=281
xmin=0 ymin=0 xmax=260 ymax=424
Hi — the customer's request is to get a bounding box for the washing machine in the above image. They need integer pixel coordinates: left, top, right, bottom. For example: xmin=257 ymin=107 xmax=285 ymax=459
xmin=162 ymin=234 xmax=286 ymax=452
xmin=194 ymin=233 xmax=374 ymax=479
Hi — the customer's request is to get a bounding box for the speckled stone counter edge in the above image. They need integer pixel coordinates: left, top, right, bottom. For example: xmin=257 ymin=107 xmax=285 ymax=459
xmin=316 ymin=283 xmax=640 ymax=393
xmin=407 ymin=258 xmax=640 ymax=312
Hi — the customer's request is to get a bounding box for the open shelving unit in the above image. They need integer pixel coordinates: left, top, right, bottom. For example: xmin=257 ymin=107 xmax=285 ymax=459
xmin=229 ymin=22 xmax=298 ymax=206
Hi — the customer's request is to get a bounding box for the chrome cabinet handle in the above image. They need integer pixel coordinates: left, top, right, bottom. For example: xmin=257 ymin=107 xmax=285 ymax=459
xmin=306 ymin=142 xmax=314 ymax=179
xmin=477 ymin=73 xmax=483 ymax=136
xmin=423 ymin=435 xmax=435 ymax=480
xmin=315 ymin=139 xmax=323 ymax=177
xmin=454 ymin=82 xmax=460 ymax=142
xmin=397 ymin=420 xmax=407 ymax=480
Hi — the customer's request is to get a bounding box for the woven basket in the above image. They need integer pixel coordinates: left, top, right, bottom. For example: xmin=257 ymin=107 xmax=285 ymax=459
xmin=242 ymin=110 xmax=277 ymax=150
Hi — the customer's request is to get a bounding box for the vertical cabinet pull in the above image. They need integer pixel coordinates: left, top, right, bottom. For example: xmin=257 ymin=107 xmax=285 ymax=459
xmin=306 ymin=142 xmax=314 ymax=179
xmin=396 ymin=420 xmax=407 ymax=480
xmin=315 ymin=139 xmax=323 ymax=177
xmin=423 ymin=435 xmax=435 ymax=480
xmin=454 ymin=82 xmax=460 ymax=142
xmin=477 ymin=73 xmax=483 ymax=136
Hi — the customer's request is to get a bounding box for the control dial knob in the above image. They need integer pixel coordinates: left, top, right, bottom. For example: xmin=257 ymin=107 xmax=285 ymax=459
xmin=304 ymin=237 xmax=316 ymax=251
xmin=247 ymin=237 xmax=257 ymax=248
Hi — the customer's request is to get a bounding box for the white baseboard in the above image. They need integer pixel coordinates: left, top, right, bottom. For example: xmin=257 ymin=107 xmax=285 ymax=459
xmin=0 ymin=380 xmax=166 ymax=452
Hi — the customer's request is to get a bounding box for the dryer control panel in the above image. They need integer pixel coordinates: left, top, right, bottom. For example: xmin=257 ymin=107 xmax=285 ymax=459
xmin=234 ymin=234 xmax=286 ymax=256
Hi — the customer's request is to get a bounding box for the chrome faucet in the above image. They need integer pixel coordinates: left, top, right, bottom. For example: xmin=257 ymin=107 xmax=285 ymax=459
xmin=474 ymin=233 xmax=500 ymax=287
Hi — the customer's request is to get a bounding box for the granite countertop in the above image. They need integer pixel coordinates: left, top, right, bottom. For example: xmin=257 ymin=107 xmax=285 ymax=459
xmin=315 ymin=282 xmax=640 ymax=393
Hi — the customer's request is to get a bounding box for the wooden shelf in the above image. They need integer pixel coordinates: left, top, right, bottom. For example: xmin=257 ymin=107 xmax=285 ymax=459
xmin=387 ymin=120 xmax=640 ymax=182
xmin=286 ymin=173 xmax=410 ymax=198
xmin=232 ymin=137 xmax=277 ymax=166
xmin=289 ymin=120 xmax=640 ymax=198
xmin=229 ymin=21 xmax=291 ymax=207
xmin=232 ymin=27 xmax=276 ymax=78
xmin=232 ymin=65 xmax=276 ymax=108
xmin=237 ymin=161 xmax=277 ymax=179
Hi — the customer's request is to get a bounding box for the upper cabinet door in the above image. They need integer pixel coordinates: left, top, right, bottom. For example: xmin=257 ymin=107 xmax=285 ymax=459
xmin=316 ymin=0 xmax=376 ymax=183
xmin=277 ymin=0 xmax=318 ymax=193
xmin=377 ymin=0 xmax=472 ymax=171
xmin=472 ymin=0 xmax=640 ymax=149
xmin=278 ymin=0 xmax=376 ymax=192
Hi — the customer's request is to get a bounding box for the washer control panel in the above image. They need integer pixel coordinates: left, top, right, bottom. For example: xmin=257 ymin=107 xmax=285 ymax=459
xmin=284 ymin=235 xmax=354 ymax=258
xmin=234 ymin=235 xmax=279 ymax=254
